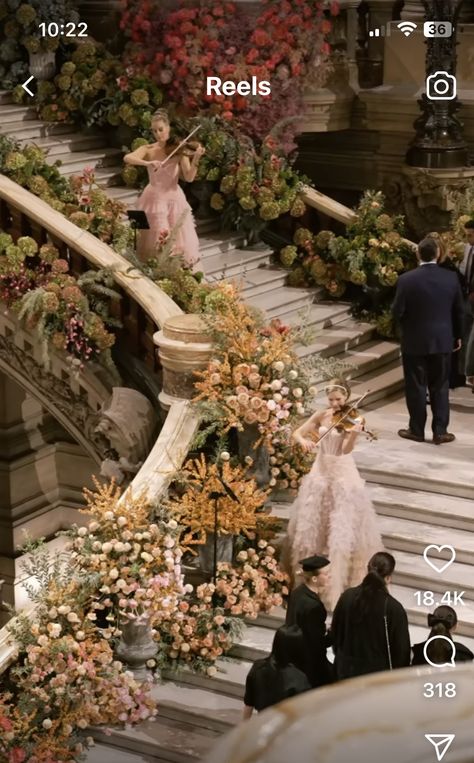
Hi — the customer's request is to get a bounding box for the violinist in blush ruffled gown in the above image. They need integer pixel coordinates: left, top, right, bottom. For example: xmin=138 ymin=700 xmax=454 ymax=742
xmin=283 ymin=379 xmax=382 ymax=611
xmin=124 ymin=109 xmax=205 ymax=269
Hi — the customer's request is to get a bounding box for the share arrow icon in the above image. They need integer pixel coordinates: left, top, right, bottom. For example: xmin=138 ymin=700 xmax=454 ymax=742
xmin=425 ymin=734 xmax=455 ymax=761
xmin=22 ymin=75 xmax=35 ymax=97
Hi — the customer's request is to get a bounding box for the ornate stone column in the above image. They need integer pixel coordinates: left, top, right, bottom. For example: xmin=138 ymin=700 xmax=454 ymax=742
xmin=154 ymin=315 xmax=213 ymax=411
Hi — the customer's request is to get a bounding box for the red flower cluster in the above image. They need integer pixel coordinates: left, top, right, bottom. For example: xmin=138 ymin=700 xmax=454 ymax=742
xmin=120 ymin=0 xmax=338 ymax=133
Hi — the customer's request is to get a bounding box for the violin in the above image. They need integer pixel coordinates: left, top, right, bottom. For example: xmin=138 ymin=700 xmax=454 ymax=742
xmin=331 ymin=404 xmax=377 ymax=441
xmin=166 ymin=139 xmax=202 ymax=158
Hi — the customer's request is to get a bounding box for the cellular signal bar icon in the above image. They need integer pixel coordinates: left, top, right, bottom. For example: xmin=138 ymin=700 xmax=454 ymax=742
xmin=369 ymin=27 xmax=385 ymax=37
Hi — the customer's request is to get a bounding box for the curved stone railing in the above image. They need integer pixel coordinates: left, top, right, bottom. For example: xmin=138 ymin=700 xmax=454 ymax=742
xmin=0 ymin=176 xmax=210 ymax=670
xmin=300 ymin=184 xmax=417 ymax=250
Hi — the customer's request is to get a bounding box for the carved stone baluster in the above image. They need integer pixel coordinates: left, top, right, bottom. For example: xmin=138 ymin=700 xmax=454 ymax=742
xmin=364 ymin=0 xmax=396 ymax=86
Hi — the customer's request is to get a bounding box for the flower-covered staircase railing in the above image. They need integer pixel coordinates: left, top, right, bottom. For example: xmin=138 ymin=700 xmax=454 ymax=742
xmin=0 ymin=174 xmax=201 ymax=672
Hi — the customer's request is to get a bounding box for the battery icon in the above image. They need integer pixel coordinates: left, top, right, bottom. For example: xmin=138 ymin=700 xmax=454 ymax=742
xmin=423 ymin=21 xmax=453 ymax=37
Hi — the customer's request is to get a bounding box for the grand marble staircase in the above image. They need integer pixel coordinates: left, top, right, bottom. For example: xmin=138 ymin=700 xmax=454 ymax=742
xmin=1 ymin=92 xmax=474 ymax=763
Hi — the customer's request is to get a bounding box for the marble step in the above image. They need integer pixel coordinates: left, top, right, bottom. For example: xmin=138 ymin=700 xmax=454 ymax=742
xmin=86 ymin=744 xmax=155 ymax=762
xmin=316 ymin=356 xmax=403 ymax=406
xmin=18 ymin=132 xmax=108 ymax=155
xmin=199 ymin=233 xmax=247 ymax=259
xmin=356 ymin=437 xmax=474 ymax=501
xmin=311 ymin=338 xmax=401 ymax=385
xmin=54 ymin=148 xmax=123 ymax=172
xmin=370 ymin=484 xmax=474 ymax=532
xmin=392 ymin=550 xmax=474 ymax=600
xmin=239 ymin=266 xmax=288 ymax=298
xmin=203 ymin=245 xmax=272 ymax=278
xmin=0 ymin=119 xmax=74 ymax=140
xmin=90 ymin=714 xmax=220 ymax=763
xmin=0 ymin=104 xmax=38 ymax=123
xmin=295 ymin=319 xmax=375 ymax=360
xmin=288 ymin=301 xmax=352 ymax=332
xmin=151 ymin=681 xmax=241 ymax=733
xmin=246 ymin=285 xmax=317 ymax=320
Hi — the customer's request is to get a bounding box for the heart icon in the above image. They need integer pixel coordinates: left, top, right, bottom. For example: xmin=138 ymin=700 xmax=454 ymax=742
xmin=423 ymin=545 xmax=456 ymax=574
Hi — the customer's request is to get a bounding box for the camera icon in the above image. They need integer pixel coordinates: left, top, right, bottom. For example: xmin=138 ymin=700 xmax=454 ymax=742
xmin=426 ymin=71 xmax=456 ymax=100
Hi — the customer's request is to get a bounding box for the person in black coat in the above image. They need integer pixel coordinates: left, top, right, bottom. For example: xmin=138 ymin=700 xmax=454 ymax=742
xmin=242 ymin=625 xmax=311 ymax=719
xmin=285 ymin=555 xmax=333 ymax=688
xmin=331 ymin=551 xmax=411 ymax=681
xmin=392 ymin=236 xmax=464 ymax=444
xmin=412 ymin=605 xmax=474 ymax=666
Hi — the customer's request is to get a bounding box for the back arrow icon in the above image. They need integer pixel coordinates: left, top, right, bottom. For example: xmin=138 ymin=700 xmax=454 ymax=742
xmin=22 ymin=76 xmax=35 ymax=97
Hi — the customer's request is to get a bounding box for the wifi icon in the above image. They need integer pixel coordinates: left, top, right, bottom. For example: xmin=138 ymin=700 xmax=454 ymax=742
xmin=397 ymin=21 xmax=417 ymax=36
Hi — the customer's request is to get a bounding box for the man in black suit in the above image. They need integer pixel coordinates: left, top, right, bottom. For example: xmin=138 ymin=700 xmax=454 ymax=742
xmin=392 ymin=236 xmax=464 ymax=444
xmin=285 ymin=555 xmax=333 ymax=688
xmin=461 ymin=221 xmax=474 ymax=388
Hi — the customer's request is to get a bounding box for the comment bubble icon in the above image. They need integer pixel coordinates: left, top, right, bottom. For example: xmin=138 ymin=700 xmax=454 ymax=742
xmin=423 ymin=636 xmax=456 ymax=668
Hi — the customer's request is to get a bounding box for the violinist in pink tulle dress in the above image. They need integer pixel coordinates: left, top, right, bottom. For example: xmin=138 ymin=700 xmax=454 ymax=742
xmin=123 ymin=109 xmax=205 ymax=269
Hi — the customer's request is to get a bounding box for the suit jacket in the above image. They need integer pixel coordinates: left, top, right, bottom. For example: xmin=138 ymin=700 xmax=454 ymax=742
xmin=392 ymin=264 xmax=464 ymax=355
xmin=285 ymin=584 xmax=333 ymax=687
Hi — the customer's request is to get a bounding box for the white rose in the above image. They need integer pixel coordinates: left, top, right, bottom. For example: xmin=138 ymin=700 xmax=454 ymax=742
xmin=273 ymin=393 xmax=282 ymax=402
xmin=308 ymin=386 xmax=318 ymax=396
xmin=207 ymin=666 xmax=217 ymax=677
xmin=77 ymin=526 xmax=88 ymax=537
xmin=104 ymin=511 xmax=114 ymax=521
xmin=114 ymin=542 xmax=126 ymax=553
xmin=117 ymin=516 xmax=127 ymax=527
xmin=273 ymin=361 xmax=285 ymax=373
xmin=101 ymin=542 xmax=113 ymax=554
xmin=42 ymin=719 xmax=52 ymax=730
xmin=288 ymin=369 xmax=298 ymax=379
xmin=267 ymin=400 xmax=277 ymax=411
xmin=292 ymin=388 xmax=303 ymax=398
xmin=57 ymin=605 xmax=70 ymax=615
xmin=76 ymin=631 xmax=85 ymax=641
xmin=48 ymin=623 xmax=62 ymax=638
xmin=220 ymin=451 xmax=230 ymax=461
xmin=167 ymin=519 xmax=178 ymax=530
xmin=48 ymin=607 xmax=58 ymax=619
xmin=89 ymin=521 xmax=99 ymax=532
xmin=109 ymin=568 xmax=119 ymax=579
xmin=270 ymin=379 xmax=282 ymax=391
xmin=67 ymin=612 xmax=80 ymax=623
xmin=269 ymin=478 xmax=277 ymax=486
xmin=141 ymin=552 xmax=153 ymax=563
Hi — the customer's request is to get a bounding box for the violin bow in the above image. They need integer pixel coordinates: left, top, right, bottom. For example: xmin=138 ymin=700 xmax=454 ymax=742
xmin=311 ymin=390 xmax=371 ymax=448
xmin=161 ymin=125 xmax=201 ymax=166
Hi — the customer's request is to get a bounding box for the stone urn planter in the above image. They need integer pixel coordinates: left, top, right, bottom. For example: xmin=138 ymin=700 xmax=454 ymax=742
xmin=198 ymin=533 xmax=233 ymax=574
xmin=116 ymin=617 xmax=158 ymax=681
xmin=28 ymin=51 xmax=56 ymax=81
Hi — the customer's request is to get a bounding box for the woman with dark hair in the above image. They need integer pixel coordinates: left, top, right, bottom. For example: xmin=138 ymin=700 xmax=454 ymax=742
xmin=412 ymin=606 xmax=474 ymax=665
xmin=242 ymin=625 xmax=311 ymax=719
xmin=331 ymin=551 xmax=411 ymax=680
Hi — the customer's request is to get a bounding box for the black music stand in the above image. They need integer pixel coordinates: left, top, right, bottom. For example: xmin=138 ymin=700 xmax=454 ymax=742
xmin=127 ymin=210 xmax=149 ymax=253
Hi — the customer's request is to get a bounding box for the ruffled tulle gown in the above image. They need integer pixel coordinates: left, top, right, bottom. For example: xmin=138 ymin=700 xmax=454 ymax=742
xmin=137 ymin=158 xmax=200 ymax=268
xmin=286 ymin=426 xmax=382 ymax=610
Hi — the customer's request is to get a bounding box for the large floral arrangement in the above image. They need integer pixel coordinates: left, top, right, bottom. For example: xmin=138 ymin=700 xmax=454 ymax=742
xmin=0 ymin=539 xmax=157 ymax=762
xmin=279 ymin=191 xmax=417 ymax=336
xmin=0 ymin=137 xmax=133 ymax=253
xmin=67 ymin=482 xmax=188 ymax=628
xmin=13 ymin=41 xmax=165 ymax=132
xmin=121 ymin=0 xmax=338 ymax=139
xmin=166 ymin=454 xmax=270 ymax=547
xmin=197 ymin=539 xmax=289 ymax=618
xmin=0 ymin=233 xmax=119 ymax=369
xmin=0 ymin=0 xmax=78 ymax=89
xmin=193 ymin=287 xmax=313 ymax=448
xmin=209 ymin=135 xmax=307 ymax=235
xmin=155 ymin=599 xmax=238 ymax=677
